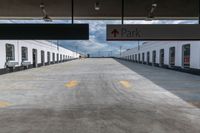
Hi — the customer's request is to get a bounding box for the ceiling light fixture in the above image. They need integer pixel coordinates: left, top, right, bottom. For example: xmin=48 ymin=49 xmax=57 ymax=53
xmin=40 ymin=3 xmax=52 ymax=22
xmin=95 ymin=2 xmax=101 ymax=11
xmin=147 ymin=2 xmax=157 ymax=20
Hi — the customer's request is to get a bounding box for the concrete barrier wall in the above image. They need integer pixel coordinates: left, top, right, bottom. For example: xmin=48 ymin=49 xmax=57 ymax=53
xmin=120 ymin=41 xmax=200 ymax=70
xmin=0 ymin=40 xmax=80 ymax=69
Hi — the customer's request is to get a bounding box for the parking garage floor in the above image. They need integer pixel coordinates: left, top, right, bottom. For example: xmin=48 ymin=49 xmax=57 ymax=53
xmin=0 ymin=58 xmax=200 ymax=133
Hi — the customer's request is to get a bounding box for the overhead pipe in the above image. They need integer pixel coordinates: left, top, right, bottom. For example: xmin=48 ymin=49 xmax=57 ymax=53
xmin=121 ymin=0 xmax=124 ymax=24
xmin=95 ymin=1 xmax=101 ymax=11
xmin=147 ymin=0 xmax=158 ymax=20
xmin=199 ymin=0 xmax=200 ymax=24
xmin=40 ymin=3 xmax=52 ymax=22
xmin=71 ymin=0 xmax=74 ymax=24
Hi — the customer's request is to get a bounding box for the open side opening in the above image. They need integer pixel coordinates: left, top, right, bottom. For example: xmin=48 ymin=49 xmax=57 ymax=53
xmin=41 ymin=50 xmax=45 ymax=66
xmin=169 ymin=47 xmax=175 ymax=67
xmin=138 ymin=53 xmax=141 ymax=63
xmin=147 ymin=51 xmax=150 ymax=65
xmin=6 ymin=44 xmax=15 ymax=62
xmin=32 ymin=49 xmax=37 ymax=68
xmin=135 ymin=54 xmax=137 ymax=63
xmin=159 ymin=49 xmax=164 ymax=66
xmin=60 ymin=54 xmax=62 ymax=62
xmin=57 ymin=54 xmax=59 ymax=63
xmin=47 ymin=52 xmax=50 ymax=65
xmin=152 ymin=50 xmax=156 ymax=66
xmin=142 ymin=53 xmax=145 ymax=64
xmin=182 ymin=44 xmax=190 ymax=68
xmin=52 ymin=53 xmax=55 ymax=64
xmin=132 ymin=55 xmax=134 ymax=62
xmin=21 ymin=47 xmax=28 ymax=62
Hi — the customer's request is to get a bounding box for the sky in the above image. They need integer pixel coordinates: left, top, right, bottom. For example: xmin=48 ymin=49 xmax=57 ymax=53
xmin=0 ymin=19 xmax=198 ymax=57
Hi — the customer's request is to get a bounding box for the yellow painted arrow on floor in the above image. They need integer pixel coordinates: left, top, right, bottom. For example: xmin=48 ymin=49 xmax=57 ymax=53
xmin=65 ymin=80 xmax=79 ymax=88
xmin=0 ymin=101 xmax=11 ymax=108
xmin=119 ymin=80 xmax=132 ymax=89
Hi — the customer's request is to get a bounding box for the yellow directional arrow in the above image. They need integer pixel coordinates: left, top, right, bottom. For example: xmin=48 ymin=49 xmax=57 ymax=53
xmin=65 ymin=80 xmax=79 ymax=88
xmin=119 ymin=80 xmax=132 ymax=89
xmin=0 ymin=101 xmax=11 ymax=108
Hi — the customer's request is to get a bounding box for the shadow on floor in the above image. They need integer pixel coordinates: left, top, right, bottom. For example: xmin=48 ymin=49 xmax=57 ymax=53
xmin=114 ymin=59 xmax=200 ymax=108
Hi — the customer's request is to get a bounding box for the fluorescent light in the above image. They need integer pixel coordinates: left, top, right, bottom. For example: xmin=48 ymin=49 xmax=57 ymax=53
xmin=95 ymin=2 xmax=100 ymax=11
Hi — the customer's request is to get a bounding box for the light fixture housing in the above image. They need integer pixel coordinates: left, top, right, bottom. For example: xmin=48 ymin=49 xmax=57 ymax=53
xmin=146 ymin=2 xmax=157 ymax=20
xmin=40 ymin=3 xmax=45 ymax=9
xmin=94 ymin=2 xmax=100 ymax=11
xmin=40 ymin=3 xmax=52 ymax=22
xmin=152 ymin=3 xmax=157 ymax=8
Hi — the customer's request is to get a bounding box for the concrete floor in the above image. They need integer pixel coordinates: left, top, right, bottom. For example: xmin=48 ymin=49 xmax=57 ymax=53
xmin=0 ymin=58 xmax=200 ymax=133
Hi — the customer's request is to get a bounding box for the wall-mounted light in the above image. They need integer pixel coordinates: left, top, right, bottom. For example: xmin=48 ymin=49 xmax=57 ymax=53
xmin=150 ymin=3 xmax=157 ymax=14
xmin=147 ymin=3 xmax=157 ymax=20
xmin=94 ymin=2 xmax=101 ymax=11
xmin=40 ymin=3 xmax=52 ymax=22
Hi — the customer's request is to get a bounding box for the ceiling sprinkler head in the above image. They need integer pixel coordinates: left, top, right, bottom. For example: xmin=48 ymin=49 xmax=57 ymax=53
xmin=95 ymin=2 xmax=100 ymax=11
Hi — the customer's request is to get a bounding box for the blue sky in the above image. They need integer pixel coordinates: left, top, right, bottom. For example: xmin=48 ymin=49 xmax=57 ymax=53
xmin=0 ymin=19 xmax=198 ymax=56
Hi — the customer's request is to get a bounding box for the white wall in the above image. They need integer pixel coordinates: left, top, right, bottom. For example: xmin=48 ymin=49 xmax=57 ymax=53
xmin=190 ymin=41 xmax=200 ymax=69
xmin=0 ymin=40 xmax=80 ymax=69
xmin=120 ymin=41 xmax=200 ymax=69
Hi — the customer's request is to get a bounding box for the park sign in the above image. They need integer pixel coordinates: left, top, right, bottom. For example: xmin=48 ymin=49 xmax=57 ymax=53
xmin=107 ymin=24 xmax=200 ymax=41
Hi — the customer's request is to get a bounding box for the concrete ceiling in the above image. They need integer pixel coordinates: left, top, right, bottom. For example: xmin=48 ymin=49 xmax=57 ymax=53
xmin=0 ymin=0 xmax=198 ymax=20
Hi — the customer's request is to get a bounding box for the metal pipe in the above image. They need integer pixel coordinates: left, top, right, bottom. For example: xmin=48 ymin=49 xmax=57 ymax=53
xmin=121 ymin=0 xmax=124 ymax=24
xmin=199 ymin=0 xmax=200 ymax=24
xmin=71 ymin=0 xmax=74 ymax=24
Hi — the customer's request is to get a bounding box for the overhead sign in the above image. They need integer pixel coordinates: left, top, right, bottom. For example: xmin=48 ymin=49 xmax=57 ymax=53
xmin=107 ymin=24 xmax=200 ymax=41
xmin=0 ymin=24 xmax=89 ymax=40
